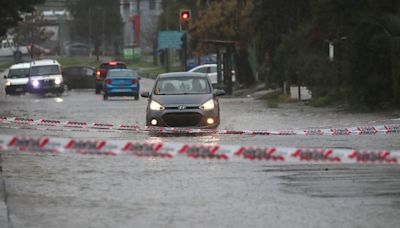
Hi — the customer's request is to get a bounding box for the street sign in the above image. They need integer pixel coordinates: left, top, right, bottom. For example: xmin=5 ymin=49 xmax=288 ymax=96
xmin=158 ymin=31 xmax=184 ymax=49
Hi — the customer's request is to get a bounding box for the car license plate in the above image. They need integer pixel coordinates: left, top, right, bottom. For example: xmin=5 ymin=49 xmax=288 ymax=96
xmin=16 ymin=88 xmax=23 ymax=92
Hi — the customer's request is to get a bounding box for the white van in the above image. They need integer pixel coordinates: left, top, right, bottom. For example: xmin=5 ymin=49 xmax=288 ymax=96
xmin=28 ymin=59 xmax=64 ymax=95
xmin=4 ymin=62 xmax=31 ymax=95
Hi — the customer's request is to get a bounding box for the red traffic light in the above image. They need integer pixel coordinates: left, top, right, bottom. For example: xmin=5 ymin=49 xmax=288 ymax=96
xmin=180 ymin=10 xmax=191 ymax=21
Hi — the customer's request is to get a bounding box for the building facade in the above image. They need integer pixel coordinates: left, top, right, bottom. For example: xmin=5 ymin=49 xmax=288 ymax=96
xmin=120 ymin=0 xmax=162 ymax=53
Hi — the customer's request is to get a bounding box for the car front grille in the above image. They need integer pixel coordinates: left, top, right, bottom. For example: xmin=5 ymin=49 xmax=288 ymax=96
xmin=162 ymin=112 xmax=202 ymax=127
xmin=39 ymin=79 xmax=55 ymax=87
xmin=165 ymin=106 xmax=198 ymax=110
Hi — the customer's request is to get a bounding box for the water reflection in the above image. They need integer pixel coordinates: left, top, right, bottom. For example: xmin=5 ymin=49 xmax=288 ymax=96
xmin=54 ymin=97 xmax=63 ymax=103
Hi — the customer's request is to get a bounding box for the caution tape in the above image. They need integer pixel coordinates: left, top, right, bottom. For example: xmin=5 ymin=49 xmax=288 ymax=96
xmin=0 ymin=134 xmax=399 ymax=164
xmin=1 ymin=116 xmax=400 ymax=136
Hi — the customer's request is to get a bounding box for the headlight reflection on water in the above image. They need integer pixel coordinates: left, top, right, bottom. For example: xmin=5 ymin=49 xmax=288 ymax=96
xmin=54 ymin=98 xmax=63 ymax=103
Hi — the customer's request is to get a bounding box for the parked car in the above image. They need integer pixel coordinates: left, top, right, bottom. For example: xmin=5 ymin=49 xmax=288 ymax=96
xmin=64 ymin=43 xmax=90 ymax=56
xmin=94 ymin=61 xmax=127 ymax=94
xmin=0 ymin=39 xmax=30 ymax=60
xmin=188 ymin=64 xmax=236 ymax=85
xmin=27 ymin=59 xmax=64 ymax=96
xmin=141 ymin=72 xmax=225 ymax=128
xmin=4 ymin=62 xmax=31 ymax=95
xmin=186 ymin=54 xmax=217 ymax=70
xmin=103 ymin=69 xmax=140 ymax=100
xmin=62 ymin=66 xmax=95 ymax=90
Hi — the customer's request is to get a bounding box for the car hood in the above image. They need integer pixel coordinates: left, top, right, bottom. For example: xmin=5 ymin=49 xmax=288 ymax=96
xmin=7 ymin=78 xmax=29 ymax=85
xmin=152 ymin=93 xmax=213 ymax=106
xmin=29 ymin=75 xmax=63 ymax=80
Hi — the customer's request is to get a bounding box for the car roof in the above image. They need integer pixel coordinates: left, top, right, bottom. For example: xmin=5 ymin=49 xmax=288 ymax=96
xmin=192 ymin=64 xmax=217 ymax=68
xmin=30 ymin=59 xmax=60 ymax=67
xmin=158 ymin=72 xmax=208 ymax=78
xmin=9 ymin=62 xmax=31 ymax=69
xmin=101 ymin=61 xmax=126 ymax=65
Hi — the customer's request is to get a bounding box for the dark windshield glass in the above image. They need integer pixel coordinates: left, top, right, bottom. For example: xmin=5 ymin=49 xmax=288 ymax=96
xmin=108 ymin=70 xmax=135 ymax=78
xmin=154 ymin=76 xmax=211 ymax=95
xmin=30 ymin=65 xmax=60 ymax=76
xmin=8 ymin=68 xmax=29 ymax=78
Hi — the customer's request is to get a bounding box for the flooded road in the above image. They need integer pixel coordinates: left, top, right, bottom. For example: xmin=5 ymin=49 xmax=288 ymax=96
xmin=1 ymin=76 xmax=400 ymax=227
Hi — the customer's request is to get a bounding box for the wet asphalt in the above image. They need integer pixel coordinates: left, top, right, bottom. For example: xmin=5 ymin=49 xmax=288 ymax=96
xmin=0 ymin=75 xmax=400 ymax=227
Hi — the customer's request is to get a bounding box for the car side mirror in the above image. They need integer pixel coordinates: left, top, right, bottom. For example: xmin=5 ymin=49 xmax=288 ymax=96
xmin=141 ymin=91 xmax=150 ymax=98
xmin=3 ymin=75 xmax=6 ymax=79
xmin=214 ymin=89 xmax=226 ymax=96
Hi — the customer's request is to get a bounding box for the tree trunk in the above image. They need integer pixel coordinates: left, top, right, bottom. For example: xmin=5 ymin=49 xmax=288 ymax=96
xmin=236 ymin=48 xmax=255 ymax=86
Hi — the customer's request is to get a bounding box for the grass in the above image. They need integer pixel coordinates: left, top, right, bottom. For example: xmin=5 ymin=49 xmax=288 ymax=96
xmin=308 ymin=96 xmax=333 ymax=107
xmin=0 ymin=61 xmax=13 ymax=71
xmin=139 ymin=65 xmax=184 ymax=79
xmin=257 ymin=90 xmax=298 ymax=108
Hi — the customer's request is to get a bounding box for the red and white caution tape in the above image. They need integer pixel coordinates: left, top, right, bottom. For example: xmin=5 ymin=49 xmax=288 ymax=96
xmin=0 ymin=116 xmax=141 ymax=133
xmin=0 ymin=134 xmax=399 ymax=164
xmin=1 ymin=116 xmax=400 ymax=136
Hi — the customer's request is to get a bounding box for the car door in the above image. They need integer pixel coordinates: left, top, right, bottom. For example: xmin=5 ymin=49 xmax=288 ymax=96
xmin=80 ymin=67 xmax=95 ymax=88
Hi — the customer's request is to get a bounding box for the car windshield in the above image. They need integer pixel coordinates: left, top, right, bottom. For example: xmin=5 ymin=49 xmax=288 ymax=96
xmin=30 ymin=65 xmax=60 ymax=76
xmin=8 ymin=68 xmax=29 ymax=78
xmin=108 ymin=70 xmax=135 ymax=78
xmin=154 ymin=76 xmax=211 ymax=95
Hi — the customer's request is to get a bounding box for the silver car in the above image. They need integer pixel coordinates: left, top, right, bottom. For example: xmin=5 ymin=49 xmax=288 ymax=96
xmin=141 ymin=72 xmax=225 ymax=128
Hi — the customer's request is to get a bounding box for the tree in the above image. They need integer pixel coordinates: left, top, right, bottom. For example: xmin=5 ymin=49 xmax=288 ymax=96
xmin=252 ymin=0 xmax=312 ymax=86
xmin=0 ymin=0 xmax=45 ymax=37
xmin=67 ymin=0 xmax=122 ymax=60
xmin=190 ymin=0 xmax=255 ymax=86
xmin=253 ymin=0 xmax=400 ymax=108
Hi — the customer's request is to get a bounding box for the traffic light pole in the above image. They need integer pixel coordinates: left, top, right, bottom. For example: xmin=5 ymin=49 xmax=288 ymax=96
xmin=182 ymin=32 xmax=188 ymax=71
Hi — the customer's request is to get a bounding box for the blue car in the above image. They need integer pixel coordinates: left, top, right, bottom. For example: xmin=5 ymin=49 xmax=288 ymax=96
xmin=103 ymin=69 xmax=140 ymax=100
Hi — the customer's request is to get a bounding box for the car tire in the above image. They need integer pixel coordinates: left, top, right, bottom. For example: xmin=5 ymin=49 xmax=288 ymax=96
xmin=134 ymin=94 xmax=139 ymax=100
xmin=64 ymin=83 xmax=71 ymax=91
xmin=13 ymin=51 xmax=22 ymax=61
xmin=103 ymin=93 xmax=108 ymax=100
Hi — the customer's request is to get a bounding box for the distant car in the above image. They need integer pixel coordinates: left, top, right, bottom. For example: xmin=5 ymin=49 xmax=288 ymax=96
xmin=103 ymin=69 xmax=140 ymax=100
xmin=4 ymin=62 xmax=30 ymax=95
xmin=141 ymin=72 xmax=225 ymax=128
xmin=94 ymin=61 xmax=127 ymax=94
xmin=188 ymin=64 xmax=235 ymax=85
xmin=62 ymin=66 xmax=95 ymax=90
xmin=64 ymin=43 xmax=90 ymax=56
xmin=27 ymin=59 xmax=64 ymax=96
xmin=0 ymin=39 xmax=29 ymax=60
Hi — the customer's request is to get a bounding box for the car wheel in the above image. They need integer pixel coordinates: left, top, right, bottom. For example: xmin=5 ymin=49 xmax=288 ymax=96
xmin=134 ymin=94 xmax=139 ymax=100
xmin=13 ymin=51 xmax=22 ymax=61
xmin=103 ymin=93 xmax=108 ymax=100
xmin=64 ymin=83 xmax=71 ymax=91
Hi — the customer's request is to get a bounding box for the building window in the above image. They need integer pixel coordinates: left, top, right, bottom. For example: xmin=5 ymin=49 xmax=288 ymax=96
xmin=149 ymin=0 xmax=156 ymax=10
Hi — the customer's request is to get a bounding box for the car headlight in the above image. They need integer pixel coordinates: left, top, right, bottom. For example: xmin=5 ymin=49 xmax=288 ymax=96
xmin=200 ymin=99 xmax=214 ymax=110
xmin=31 ymin=80 xmax=40 ymax=88
xmin=150 ymin=100 xmax=165 ymax=111
xmin=5 ymin=81 xmax=11 ymax=86
xmin=54 ymin=78 xmax=62 ymax=85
